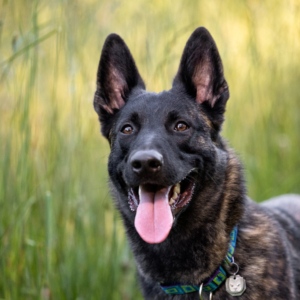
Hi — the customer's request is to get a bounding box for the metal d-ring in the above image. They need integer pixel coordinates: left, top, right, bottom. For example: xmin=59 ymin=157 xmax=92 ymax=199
xmin=228 ymin=262 xmax=239 ymax=276
xmin=199 ymin=283 xmax=204 ymax=300
xmin=199 ymin=283 xmax=213 ymax=300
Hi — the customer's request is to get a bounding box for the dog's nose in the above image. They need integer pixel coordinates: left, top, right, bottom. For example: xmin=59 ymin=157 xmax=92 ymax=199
xmin=130 ymin=150 xmax=163 ymax=174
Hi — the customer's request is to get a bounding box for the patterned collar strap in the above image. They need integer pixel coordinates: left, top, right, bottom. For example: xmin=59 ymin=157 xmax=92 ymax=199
xmin=159 ymin=225 xmax=238 ymax=295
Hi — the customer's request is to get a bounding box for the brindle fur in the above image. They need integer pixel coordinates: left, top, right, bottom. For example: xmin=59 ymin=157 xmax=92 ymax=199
xmin=93 ymin=27 xmax=300 ymax=299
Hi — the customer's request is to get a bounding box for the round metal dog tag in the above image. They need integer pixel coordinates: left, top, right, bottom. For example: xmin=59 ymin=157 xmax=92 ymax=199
xmin=225 ymin=275 xmax=246 ymax=296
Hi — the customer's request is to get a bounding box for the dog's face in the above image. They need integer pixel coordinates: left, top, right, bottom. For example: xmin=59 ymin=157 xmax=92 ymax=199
xmin=94 ymin=27 xmax=229 ymax=244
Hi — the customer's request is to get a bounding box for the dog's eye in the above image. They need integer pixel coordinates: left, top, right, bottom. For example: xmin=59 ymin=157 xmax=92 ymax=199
xmin=121 ymin=125 xmax=133 ymax=134
xmin=175 ymin=122 xmax=188 ymax=131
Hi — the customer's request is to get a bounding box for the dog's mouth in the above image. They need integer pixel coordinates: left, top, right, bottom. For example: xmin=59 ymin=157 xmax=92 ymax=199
xmin=128 ymin=171 xmax=196 ymax=244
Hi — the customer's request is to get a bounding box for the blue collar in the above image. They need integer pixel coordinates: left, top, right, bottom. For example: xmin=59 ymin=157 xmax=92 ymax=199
xmin=159 ymin=225 xmax=238 ymax=295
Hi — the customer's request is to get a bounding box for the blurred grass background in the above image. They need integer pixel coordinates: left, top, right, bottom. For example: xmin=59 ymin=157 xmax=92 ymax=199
xmin=0 ymin=0 xmax=300 ymax=299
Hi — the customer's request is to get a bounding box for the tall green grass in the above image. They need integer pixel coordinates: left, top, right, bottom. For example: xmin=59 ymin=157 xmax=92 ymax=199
xmin=0 ymin=0 xmax=299 ymax=299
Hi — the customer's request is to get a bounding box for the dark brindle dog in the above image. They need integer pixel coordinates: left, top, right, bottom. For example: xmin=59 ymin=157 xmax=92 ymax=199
xmin=93 ymin=27 xmax=300 ymax=299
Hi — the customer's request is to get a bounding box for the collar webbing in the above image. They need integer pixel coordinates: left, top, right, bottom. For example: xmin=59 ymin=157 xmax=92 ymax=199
xmin=159 ymin=225 xmax=238 ymax=295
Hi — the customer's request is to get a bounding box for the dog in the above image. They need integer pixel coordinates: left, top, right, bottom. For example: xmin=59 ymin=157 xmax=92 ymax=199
xmin=93 ymin=27 xmax=300 ymax=299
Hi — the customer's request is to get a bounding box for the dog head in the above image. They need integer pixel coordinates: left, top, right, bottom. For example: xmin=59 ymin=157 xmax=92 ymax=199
xmin=94 ymin=27 xmax=230 ymax=244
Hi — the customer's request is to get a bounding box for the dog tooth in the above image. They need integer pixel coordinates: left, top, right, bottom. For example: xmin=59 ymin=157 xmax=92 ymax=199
xmin=169 ymin=198 xmax=175 ymax=205
xmin=174 ymin=183 xmax=180 ymax=194
xmin=172 ymin=191 xmax=178 ymax=200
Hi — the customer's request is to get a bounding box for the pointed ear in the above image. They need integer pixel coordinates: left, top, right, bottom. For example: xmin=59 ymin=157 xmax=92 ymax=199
xmin=94 ymin=34 xmax=145 ymax=138
xmin=173 ymin=27 xmax=229 ymax=127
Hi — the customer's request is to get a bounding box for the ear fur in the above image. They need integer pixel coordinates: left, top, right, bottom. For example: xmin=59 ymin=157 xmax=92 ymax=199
xmin=94 ymin=34 xmax=145 ymax=138
xmin=173 ymin=27 xmax=229 ymax=128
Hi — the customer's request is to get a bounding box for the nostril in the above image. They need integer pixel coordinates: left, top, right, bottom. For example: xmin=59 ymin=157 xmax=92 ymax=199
xmin=131 ymin=160 xmax=142 ymax=170
xmin=148 ymin=159 xmax=161 ymax=169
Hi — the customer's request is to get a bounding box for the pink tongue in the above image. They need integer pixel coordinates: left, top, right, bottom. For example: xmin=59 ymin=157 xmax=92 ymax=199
xmin=135 ymin=185 xmax=173 ymax=244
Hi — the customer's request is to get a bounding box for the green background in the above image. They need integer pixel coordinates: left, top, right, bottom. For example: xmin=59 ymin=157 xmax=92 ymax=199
xmin=0 ymin=0 xmax=300 ymax=299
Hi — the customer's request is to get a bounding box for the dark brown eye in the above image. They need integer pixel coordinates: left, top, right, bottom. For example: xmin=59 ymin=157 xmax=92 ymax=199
xmin=121 ymin=125 xmax=133 ymax=134
xmin=175 ymin=122 xmax=188 ymax=131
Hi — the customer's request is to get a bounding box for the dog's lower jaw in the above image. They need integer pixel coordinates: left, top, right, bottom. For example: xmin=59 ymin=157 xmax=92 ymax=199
xmin=127 ymin=176 xmax=196 ymax=244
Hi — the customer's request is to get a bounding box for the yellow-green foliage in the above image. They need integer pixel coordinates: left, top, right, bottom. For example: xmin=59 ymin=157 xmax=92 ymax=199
xmin=0 ymin=0 xmax=299 ymax=299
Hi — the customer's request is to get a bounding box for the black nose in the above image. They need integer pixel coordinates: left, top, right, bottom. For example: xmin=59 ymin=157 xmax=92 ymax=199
xmin=130 ymin=150 xmax=163 ymax=174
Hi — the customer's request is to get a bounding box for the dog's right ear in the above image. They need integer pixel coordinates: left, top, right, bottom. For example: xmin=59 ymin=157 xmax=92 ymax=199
xmin=94 ymin=34 xmax=145 ymax=139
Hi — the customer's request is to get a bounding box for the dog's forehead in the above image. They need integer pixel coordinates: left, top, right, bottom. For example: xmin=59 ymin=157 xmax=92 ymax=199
xmin=124 ymin=90 xmax=200 ymax=119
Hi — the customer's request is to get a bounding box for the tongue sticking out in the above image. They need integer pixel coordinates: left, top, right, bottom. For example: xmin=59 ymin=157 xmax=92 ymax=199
xmin=134 ymin=185 xmax=173 ymax=244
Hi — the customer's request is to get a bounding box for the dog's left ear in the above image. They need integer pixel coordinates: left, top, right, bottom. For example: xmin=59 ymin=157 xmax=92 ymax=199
xmin=173 ymin=27 xmax=229 ymax=128
xmin=94 ymin=34 xmax=145 ymax=139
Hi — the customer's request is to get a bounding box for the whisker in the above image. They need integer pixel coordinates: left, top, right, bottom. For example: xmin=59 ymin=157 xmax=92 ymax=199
xmin=207 ymin=173 xmax=218 ymax=187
